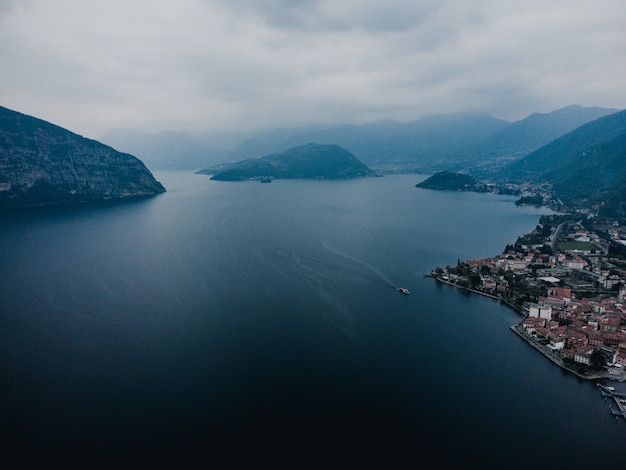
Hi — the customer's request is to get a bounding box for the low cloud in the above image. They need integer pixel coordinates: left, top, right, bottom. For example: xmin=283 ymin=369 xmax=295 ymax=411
xmin=0 ymin=0 xmax=624 ymax=138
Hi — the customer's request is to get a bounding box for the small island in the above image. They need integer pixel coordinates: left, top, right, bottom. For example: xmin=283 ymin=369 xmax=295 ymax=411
xmin=197 ymin=143 xmax=378 ymax=181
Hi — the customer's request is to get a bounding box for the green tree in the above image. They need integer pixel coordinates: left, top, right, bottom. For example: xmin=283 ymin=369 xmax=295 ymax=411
xmin=469 ymin=272 xmax=481 ymax=288
xmin=590 ymin=349 xmax=606 ymax=370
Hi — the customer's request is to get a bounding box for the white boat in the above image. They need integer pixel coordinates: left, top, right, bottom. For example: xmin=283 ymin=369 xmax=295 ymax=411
xmin=397 ymin=287 xmax=410 ymax=295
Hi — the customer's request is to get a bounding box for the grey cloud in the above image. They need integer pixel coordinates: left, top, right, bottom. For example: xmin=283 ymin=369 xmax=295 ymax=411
xmin=0 ymin=0 xmax=18 ymax=12
xmin=206 ymin=0 xmax=441 ymax=33
xmin=0 ymin=0 xmax=624 ymax=137
xmin=0 ymin=0 xmax=32 ymax=18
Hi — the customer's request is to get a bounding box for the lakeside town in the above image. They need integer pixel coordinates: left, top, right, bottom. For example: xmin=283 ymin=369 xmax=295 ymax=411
xmin=430 ymin=190 xmax=626 ymax=416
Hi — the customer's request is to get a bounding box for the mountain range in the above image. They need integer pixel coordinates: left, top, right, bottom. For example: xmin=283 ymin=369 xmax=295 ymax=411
xmin=227 ymin=112 xmax=509 ymax=173
xmin=2 ymin=102 xmax=625 ymax=216
xmin=227 ymin=105 xmax=619 ymax=172
xmin=102 ymin=105 xmax=618 ymax=174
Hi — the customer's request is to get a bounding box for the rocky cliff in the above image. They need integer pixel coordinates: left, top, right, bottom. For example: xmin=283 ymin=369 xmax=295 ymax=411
xmin=0 ymin=105 xmax=165 ymax=209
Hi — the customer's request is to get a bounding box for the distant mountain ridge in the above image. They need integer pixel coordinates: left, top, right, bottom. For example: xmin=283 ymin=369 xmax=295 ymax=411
xmin=229 ymin=112 xmax=510 ymax=172
xmin=0 ymin=106 xmax=165 ymax=209
xmin=97 ymin=105 xmax=618 ymax=174
xmin=225 ymin=106 xmax=618 ymax=173
xmin=198 ymin=143 xmax=377 ymax=181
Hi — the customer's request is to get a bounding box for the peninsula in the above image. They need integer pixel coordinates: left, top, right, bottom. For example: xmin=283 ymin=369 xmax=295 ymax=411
xmin=0 ymin=105 xmax=165 ymax=209
xmin=416 ymin=171 xmax=490 ymax=192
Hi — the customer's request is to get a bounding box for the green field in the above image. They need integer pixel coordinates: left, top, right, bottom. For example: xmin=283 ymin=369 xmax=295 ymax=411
xmin=556 ymin=241 xmax=598 ymax=252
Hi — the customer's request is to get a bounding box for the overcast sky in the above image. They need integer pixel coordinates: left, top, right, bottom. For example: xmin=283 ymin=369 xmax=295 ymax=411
xmin=1 ymin=0 xmax=625 ymax=139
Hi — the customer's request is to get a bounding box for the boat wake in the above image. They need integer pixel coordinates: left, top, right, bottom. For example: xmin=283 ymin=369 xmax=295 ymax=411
xmin=298 ymin=242 xmax=398 ymax=290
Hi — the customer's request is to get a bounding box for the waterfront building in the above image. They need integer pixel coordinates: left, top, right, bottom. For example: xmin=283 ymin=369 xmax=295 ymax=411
xmin=574 ymin=348 xmax=594 ymax=365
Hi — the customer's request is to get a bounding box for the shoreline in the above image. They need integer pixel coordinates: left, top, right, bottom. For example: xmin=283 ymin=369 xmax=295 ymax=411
xmin=428 ymin=274 xmax=625 ymax=383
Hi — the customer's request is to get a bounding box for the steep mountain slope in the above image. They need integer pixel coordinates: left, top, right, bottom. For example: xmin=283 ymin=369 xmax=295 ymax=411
xmin=198 ymin=143 xmax=376 ymax=181
xmin=0 ymin=106 xmax=165 ymax=209
xmin=467 ymin=105 xmax=620 ymax=174
xmin=500 ymin=109 xmax=626 ymax=216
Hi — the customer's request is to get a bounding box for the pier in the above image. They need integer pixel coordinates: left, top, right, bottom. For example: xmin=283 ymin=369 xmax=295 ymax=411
xmin=597 ymin=383 xmax=626 ymax=420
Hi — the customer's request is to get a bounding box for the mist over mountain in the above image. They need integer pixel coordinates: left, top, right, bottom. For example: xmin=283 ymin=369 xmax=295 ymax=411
xmin=0 ymin=106 xmax=165 ymax=209
xmin=96 ymin=105 xmax=618 ymax=175
xmin=224 ymin=106 xmax=618 ymax=174
xmin=100 ymin=128 xmax=229 ymax=171
xmin=228 ymin=112 xmax=509 ymax=173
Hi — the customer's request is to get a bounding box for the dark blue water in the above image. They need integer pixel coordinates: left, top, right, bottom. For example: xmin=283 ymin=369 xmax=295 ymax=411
xmin=1 ymin=173 xmax=625 ymax=466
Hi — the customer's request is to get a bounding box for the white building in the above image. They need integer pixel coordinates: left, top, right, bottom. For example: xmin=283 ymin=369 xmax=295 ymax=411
xmin=547 ymin=337 xmax=565 ymax=351
xmin=574 ymin=348 xmax=593 ymax=365
xmin=528 ymin=303 xmax=553 ymax=320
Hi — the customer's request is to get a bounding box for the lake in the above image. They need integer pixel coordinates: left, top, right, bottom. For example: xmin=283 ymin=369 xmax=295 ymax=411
xmin=1 ymin=173 xmax=625 ymax=467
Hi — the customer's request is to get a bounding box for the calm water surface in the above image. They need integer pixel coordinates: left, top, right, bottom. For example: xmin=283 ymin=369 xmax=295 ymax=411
xmin=1 ymin=173 xmax=625 ymax=466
